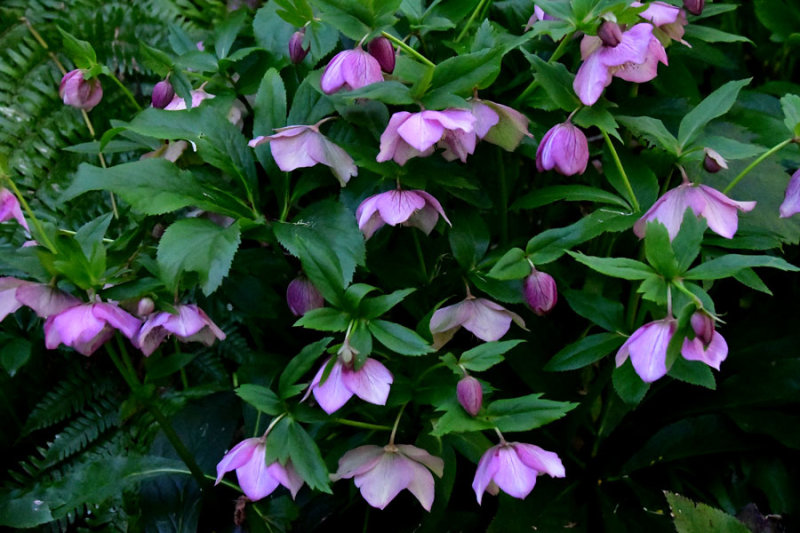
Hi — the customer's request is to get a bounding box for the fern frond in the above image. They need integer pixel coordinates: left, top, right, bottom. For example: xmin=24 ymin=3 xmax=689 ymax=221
xmin=42 ymin=396 xmax=120 ymax=465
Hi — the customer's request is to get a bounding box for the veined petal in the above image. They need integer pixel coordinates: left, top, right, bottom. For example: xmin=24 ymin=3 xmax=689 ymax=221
xmin=681 ymin=331 xmax=728 ymax=370
xmin=513 ymin=443 xmax=566 ymax=478
xmin=354 ymin=452 xmax=411 ymax=509
xmin=626 ymin=320 xmax=674 ymax=382
xmin=613 ymin=37 xmax=666 ymax=83
xmin=598 ymin=23 xmax=654 ymax=67
xmin=341 ymin=48 xmax=383 ymax=90
xmin=423 ymin=109 xmax=476 ymax=133
xmin=45 ymin=305 xmax=105 ymax=351
xmin=397 ymin=113 xmax=445 ymax=152
xmin=461 ymin=299 xmax=513 ymax=342
xmin=634 ymin=184 xmax=692 ymax=240
xmin=270 ymin=129 xmax=321 ymax=172
xmin=573 ymin=52 xmax=613 ymax=106
xmin=267 ymin=460 xmax=305 ymax=499
xmin=92 ymin=302 xmax=141 ymax=340
xmin=216 ymin=438 xmax=260 ymax=484
xmin=471 ymin=102 xmax=500 ymax=138
xmin=0 ymin=278 xmax=27 ymax=322
xmin=320 ymin=51 xmax=349 ymax=94
xmin=397 ymin=444 xmax=444 ymax=477
xmin=404 ymin=458 xmax=437 ymax=511
xmin=491 ymin=446 xmax=538 ymax=499
xmin=375 ymin=190 xmax=426 ymax=226
xmin=236 ymin=445 xmax=280 ymax=501
xmin=333 ymin=445 xmax=385 ymax=480
xmin=341 ymin=358 xmax=393 ymax=406
xmin=319 ymin=136 xmax=358 ymax=186
xmin=16 ymin=284 xmax=81 ymax=318
xmin=472 ymin=445 xmax=501 ymax=504
xmin=137 ymin=312 xmax=171 ymax=356
xmin=377 ymin=112 xmax=412 ymax=163
xmin=311 ymin=358 xmax=353 ymax=414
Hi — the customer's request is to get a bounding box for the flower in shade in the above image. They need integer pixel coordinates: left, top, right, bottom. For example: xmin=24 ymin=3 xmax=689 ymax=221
xmin=683 ymin=0 xmax=704 ymax=16
xmin=249 ymin=124 xmax=357 ymax=186
xmin=525 ymin=6 xmax=556 ymax=30
xmin=703 ymin=147 xmax=727 ymax=173
xmin=288 ymin=30 xmax=310 ymax=64
xmin=59 ymin=70 xmax=103 ymax=111
xmin=332 ymin=444 xmax=444 ymax=511
xmin=780 ymin=169 xmax=800 ymax=218
xmin=136 ymin=304 xmax=226 ymax=357
xmin=615 ymin=317 xmax=676 ymax=382
xmin=429 ymin=297 xmax=525 ymax=349
xmin=15 ymin=284 xmax=81 ymax=318
xmin=438 ymin=102 xmax=499 ymax=163
xmin=305 ymin=356 xmax=393 ymax=414
xmin=151 ymin=80 xmax=175 ymax=109
xmin=286 ymin=277 xmax=324 ymax=316
xmin=376 ymin=109 xmax=476 ymax=166
xmin=163 ymin=87 xmax=215 ymax=110
xmin=473 ymin=441 xmax=565 ymax=504
xmin=634 ymin=182 xmax=756 ymax=240
xmin=44 ymin=301 xmax=142 ymax=356
xmin=215 ymin=437 xmax=304 ymax=501
xmin=536 ymin=121 xmax=589 ymax=176
xmin=355 ymin=189 xmax=451 ymax=239
xmin=320 ymin=47 xmax=383 ymax=94
xmin=368 ymin=37 xmax=396 ymax=74
xmin=457 ymin=375 xmax=483 ymax=416
xmin=681 ymin=311 xmax=728 ymax=370
xmin=633 ymin=1 xmax=689 ymax=44
xmin=0 ymin=188 xmax=29 ymax=231
xmin=0 ymin=278 xmax=29 ymax=322
xmin=523 ymin=269 xmax=557 ymax=316
xmin=475 ymin=99 xmax=531 ymax=152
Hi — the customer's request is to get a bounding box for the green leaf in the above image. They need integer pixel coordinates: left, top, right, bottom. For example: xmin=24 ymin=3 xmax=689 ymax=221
xmin=343 ymin=283 xmax=379 ymax=313
xmin=157 ymin=219 xmax=241 ymax=295
xmin=684 ymin=254 xmax=799 ymax=280
xmin=678 ymin=79 xmax=751 ymax=149
xmin=422 ymin=49 xmax=502 ymax=108
xmin=215 ymin=10 xmax=247 ymax=59
xmin=672 ymin=212 xmax=705 ymax=272
xmin=449 ymin=210 xmax=490 ymax=269
xmin=512 ymin=185 xmax=630 ymax=211
xmin=568 ymin=251 xmax=656 ymax=280
xmin=275 ymin=223 xmax=345 ymax=306
xmin=487 ymin=248 xmax=531 ymax=280
xmin=311 ymin=0 xmax=373 ymax=40
xmin=780 ymin=93 xmax=800 ymax=136
xmin=288 ymin=75 xmax=336 ymax=125
xmin=0 ymin=338 xmax=32 ymax=377
xmin=573 ymin=105 xmax=621 ymax=141
xmin=294 ymin=308 xmax=350 ymax=331
xmin=459 ymin=340 xmax=525 ymax=372
xmin=253 ymin=68 xmax=287 ymax=169
xmin=684 ymin=25 xmax=752 ymax=44
xmin=545 ymin=333 xmax=625 ymax=372
xmin=644 ymin=222 xmax=679 ymax=279
xmin=253 ymin=2 xmax=296 ymax=67
xmin=279 ymin=338 xmax=333 ymax=399
xmin=235 ymin=384 xmax=283 ymax=415
xmin=617 ymin=115 xmax=679 ymax=155
xmin=368 ymin=319 xmax=432 ymax=356
xmin=57 ymin=28 xmax=97 ymax=69
xmin=562 ymin=290 xmax=625 ymax=332
xmin=527 ymin=54 xmax=580 ymax=111
xmin=668 ymin=357 xmax=717 ymax=390
xmin=287 ymin=419 xmax=332 ymax=492
xmin=487 ymin=394 xmax=577 ymax=433
xmin=754 ymin=0 xmax=800 ymax=42
xmin=360 ymin=288 xmax=415 ymax=319
xmin=613 ymin=360 xmax=650 ymax=405
xmin=665 ymin=492 xmax=751 ymax=533
xmin=333 ymin=81 xmax=414 ymax=105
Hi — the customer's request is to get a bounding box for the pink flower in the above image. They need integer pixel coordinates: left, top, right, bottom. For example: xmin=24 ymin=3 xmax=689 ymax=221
xmin=633 ymin=1 xmax=688 ymax=44
xmin=616 ymin=318 xmax=675 ymax=382
xmin=634 ymin=182 xmax=756 ymax=240
xmin=523 ymin=269 xmax=557 ymax=316
xmin=59 ymin=69 xmax=103 ymax=111
xmin=573 ymin=23 xmax=667 ymax=106
xmin=681 ymin=311 xmax=727 ymax=370
xmin=457 ymin=375 xmax=483 ymax=416
xmin=438 ymin=102 xmax=499 ymax=163
xmin=249 ymin=124 xmax=357 ymax=186
xmin=429 ymin=297 xmax=525 ymax=349
xmin=44 ymin=301 xmax=142 ymax=357
xmin=320 ymin=47 xmax=383 ymax=94
xmin=780 ymin=169 xmax=800 ymax=218
xmin=536 ymin=121 xmax=589 ymax=176
xmin=355 ymin=189 xmax=451 ymax=239
xmin=215 ymin=437 xmax=304 ymax=501
xmin=367 ymin=37 xmax=396 ymax=74
xmin=286 ymin=277 xmax=324 ymax=316
xmin=163 ymin=87 xmax=214 ymax=110
xmin=305 ymin=356 xmax=393 ymax=414
xmin=0 ymin=188 xmax=29 ymax=231
xmin=376 ymin=109 xmax=476 ymax=166
xmin=473 ymin=442 xmax=565 ymax=504
xmin=332 ymin=444 xmax=444 ymax=511
xmin=288 ymin=30 xmax=309 ymax=64
xmin=0 ymin=277 xmax=29 ymax=322
xmin=136 ymin=304 xmax=226 ymax=357
xmin=475 ymin=99 xmax=531 ymax=152
xmin=15 ymin=284 xmax=81 ymax=318
xmin=151 ymin=80 xmax=175 ymax=109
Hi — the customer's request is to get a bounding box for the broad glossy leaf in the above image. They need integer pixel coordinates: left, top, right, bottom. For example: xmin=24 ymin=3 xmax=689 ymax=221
xmin=678 ymin=78 xmax=751 ymax=149
xmin=545 ymin=333 xmax=625 ymax=372
xmin=236 ymin=384 xmax=283 ymax=415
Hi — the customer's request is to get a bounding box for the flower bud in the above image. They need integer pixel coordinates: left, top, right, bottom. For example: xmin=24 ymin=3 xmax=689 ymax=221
xmin=523 ymin=269 xmax=557 ymax=316
xmin=288 ymin=30 xmax=309 ymax=64
xmin=683 ymin=0 xmax=704 ymax=16
xmin=703 ymin=148 xmax=727 ymax=174
xmin=151 ymin=80 xmax=175 ymax=109
xmin=597 ymin=21 xmax=623 ymax=47
xmin=690 ymin=311 xmax=714 ymax=347
xmin=137 ymin=297 xmax=155 ymax=317
xmin=457 ymin=375 xmax=483 ymax=416
xmin=286 ymin=277 xmax=324 ymax=316
xmin=59 ymin=69 xmax=103 ymax=111
xmin=367 ymin=37 xmax=395 ymax=74
xmin=536 ymin=121 xmax=589 ymax=176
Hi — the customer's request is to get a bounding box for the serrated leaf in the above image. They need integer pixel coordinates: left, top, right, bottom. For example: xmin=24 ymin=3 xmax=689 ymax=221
xmin=487 ymin=248 xmax=531 ymax=280
xmin=368 ymin=319 xmax=432 ymax=355
xmin=279 ymin=338 xmax=333 ymax=399
xmin=527 ymin=54 xmax=580 ymax=111
xmin=545 ymin=333 xmax=625 ymax=372
xmin=780 ymin=93 xmax=800 ymax=136
xmin=568 ymin=251 xmax=656 ymax=280
xmin=678 ymin=79 xmax=751 ymax=149
xmin=617 ymin=115 xmax=679 ymax=154
xmin=287 ymin=419 xmax=331 ymax=492
xmin=236 ymin=384 xmax=283 ymax=415
xmin=665 ymin=492 xmax=750 ymax=533
xmin=459 ymin=340 xmax=525 ymax=372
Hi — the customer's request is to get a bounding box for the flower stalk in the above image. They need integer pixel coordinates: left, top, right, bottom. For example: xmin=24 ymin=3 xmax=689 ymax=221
xmin=722 ymin=138 xmax=794 ymax=194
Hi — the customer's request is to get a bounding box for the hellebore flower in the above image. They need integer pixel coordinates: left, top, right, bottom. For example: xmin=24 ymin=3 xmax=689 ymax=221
xmin=633 ymin=1 xmax=688 ymax=44
xmin=249 ymin=124 xmax=357 ymax=186
xmin=216 ymin=437 xmax=304 ymax=501
xmin=288 ymin=30 xmax=310 ymax=64
xmin=780 ymin=169 xmax=800 ymax=218
xmin=437 ymin=102 xmax=499 ymax=163
xmin=523 ymin=269 xmax=558 ymax=316
xmin=457 ymin=375 xmax=483 ymax=416
xmin=320 ymin=47 xmax=383 ymax=94
xmin=703 ymin=147 xmax=727 ymax=173
xmin=305 ymin=356 xmax=393 ymax=414
xmin=473 ymin=442 xmax=565 ymax=504
xmin=681 ymin=311 xmax=728 ymax=370
xmin=536 ymin=121 xmax=589 ymax=176
xmin=368 ymin=37 xmax=396 ymax=74
xmin=475 ymin=99 xmax=531 ymax=152
xmin=59 ymin=70 xmax=103 ymax=111
xmin=376 ymin=109 xmax=476 ymax=166
xmin=634 ymin=182 xmax=756 ymax=240
xmin=429 ymin=297 xmax=525 ymax=349
xmin=44 ymin=301 xmax=141 ymax=357
xmin=163 ymin=87 xmax=215 ymax=110
xmin=151 ymin=80 xmax=175 ymax=109
xmin=355 ymin=189 xmax=451 ymax=239
xmin=15 ymin=284 xmax=81 ymax=318
xmin=0 ymin=278 xmax=29 ymax=322
xmin=615 ymin=318 xmax=676 ymax=382
xmin=683 ymin=0 xmax=704 ymax=16
xmin=286 ymin=277 xmax=324 ymax=316
xmin=136 ymin=304 xmax=226 ymax=357
xmin=332 ymin=444 xmax=444 ymax=511
xmin=0 ymin=188 xmax=29 ymax=231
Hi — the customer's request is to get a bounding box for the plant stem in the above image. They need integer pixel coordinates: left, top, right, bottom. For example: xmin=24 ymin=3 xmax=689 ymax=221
xmin=106 ymin=72 xmax=143 ymax=111
xmin=722 ymin=138 xmax=794 ymax=194
xmin=253 ymin=411 xmax=262 ymax=438
xmin=22 ymin=18 xmax=67 ymax=74
xmin=380 ymin=31 xmax=435 ymax=68
xmin=1 ymin=174 xmax=58 ymax=254
xmin=455 ymin=0 xmax=491 ymax=43
xmin=602 ymin=131 xmax=640 ymax=212
xmin=388 ymin=403 xmax=407 ymax=445
xmin=334 ymin=418 xmax=393 ymax=431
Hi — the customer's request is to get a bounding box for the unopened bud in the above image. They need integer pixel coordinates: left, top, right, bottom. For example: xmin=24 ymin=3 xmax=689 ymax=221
xmin=690 ymin=311 xmax=714 ymax=346
xmin=457 ymin=375 xmax=483 ymax=416
xmin=286 ymin=277 xmax=324 ymax=316
xmin=703 ymin=148 xmax=727 ymax=173
xmin=59 ymin=70 xmax=103 ymax=111
xmin=683 ymin=0 xmax=704 ymax=16
xmin=151 ymin=80 xmax=175 ymax=109
xmin=288 ymin=30 xmax=309 ymax=64
xmin=367 ymin=37 xmax=395 ymax=74
xmin=523 ymin=269 xmax=558 ymax=316
xmin=597 ymin=21 xmax=623 ymax=47
xmin=137 ymin=297 xmax=155 ymax=317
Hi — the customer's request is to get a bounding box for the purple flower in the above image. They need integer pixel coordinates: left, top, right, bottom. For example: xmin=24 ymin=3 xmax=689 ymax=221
xmin=615 ymin=318 xmax=676 ymax=382
xmin=438 ymin=102 xmax=499 ymax=163
xmin=288 ymin=30 xmax=309 ymax=64
xmin=523 ymin=269 xmax=557 ymax=316
xmin=320 ymin=47 xmax=383 ymax=94
xmin=703 ymin=147 xmax=727 ymax=173
xmin=355 ymin=189 xmax=451 ymax=239
xmin=44 ymin=301 xmax=142 ymax=357
xmin=332 ymin=444 xmax=444 ymax=511
xmin=473 ymin=442 xmax=565 ymax=504
xmin=136 ymin=304 xmax=226 ymax=357
xmin=59 ymin=70 xmax=103 ymax=111
xmin=0 ymin=188 xmax=28 ymax=231
xmin=305 ymin=356 xmax=393 ymax=414
xmin=429 ymin=297 xmax=525 ymax=349
xmin=681 ymin=311 xmax=728 ymax=370
xmin=163 ymin=87 xmax=214 ymax=110
xmin=633 ymin=1 xmax=688 ymax=44
xmin=215 ymin=437 xmax=304 ymax=501
xmin=683 ymin=0 xmax=704 ymax=16
xmin=368 ymin=37 xmax=396 ymax=74
xmin=286 ymin=277 xmax=324 ymax=316
xmin=0 ymin=277 xmax=29 ymax=322
xmin=376 ymin=109 xmax=476 ymax=166
xmin=151 ymin=80 xmax=175 ymax=109
xmin=634 ymin=182 xmax=756 ymax=240
xmin=536 ymin=121 xmax=589 ymax=176
xmin=780 ymin=169 xmax=800 ymax=218
xmin=597 ymin=21 xmax=624 ymax=47
xmin=249 ymin=124 xmax=357 ymax=186
xmin=457 ymin=375 xmax=483 ymax=416
xmin=15 ymin=284 xmax=81 ymax=318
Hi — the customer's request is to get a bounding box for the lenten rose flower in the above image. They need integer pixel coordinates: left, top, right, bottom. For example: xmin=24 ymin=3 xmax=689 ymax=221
xmin=216 ymin=437 xmax=304 ymax=501
xmin=286 ymin=277 xmax=324 ymax=316
xmin=429 ymin=297 xmax=525 ymax=349
xmin=0 ymin=188 xmax=29 ymax=231
xmin=536 ymin=121 xmax=589 ymax=176
xmin=681 ymin=311 xmax=728 ymax=370
xmin=136 ymin=304 xmax=226 ymax=357
xmin=59 ymin=69 xmax=103 ymax=111
xmin=473 ymin=441 xmax=565 ymax=504
xmin=44 ymin=301 xmax=142 ymax=356
xmin=15 ymin=284 xmax=81 ymax=318
xmin=368 ymin=37 xmax=396 ymax=74
xmin=0 ymin=277 xmax=29 ymax=322
xmin=376 ymin=109 xmax=476 ymax=165
xmin=355 ymin=189 xmax=451 ymax=239
xmin=163 ymin=87 xmax=214 ymax=110
xmin=320 ymin=47 xmax=383 ymax=94
xmin=780 ymin=169 xmax=800 ymax=218
xmin=332 ymin=444 xmax=444 ymax=511
xmin=457 ymin=375 xmax=483 ymax=416
xmin=615 ymin=317 xmax=676 ymax=382
xmin=523 ymin=269 xmax=558 ymax=316
xmin=633 ymin=1 xmax=688 ymax=44
xmin=438 ymin=102 xmax=499 ymax=163
xmin=305 ymin=356 xmax=393 ymax=414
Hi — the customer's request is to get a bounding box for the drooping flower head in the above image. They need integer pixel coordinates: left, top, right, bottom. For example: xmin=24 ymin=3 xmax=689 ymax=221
xmin=429 ymin=297 xmax=525 ymax=349
xmin=320 ymin=47 xmax=383 ymax=94
xmin=355 ymin=189 xmax=451 ymax=239
xmin=215 ymin=437 xmax=304 ymax=501
xmin=163 ymin=87 xmax=215 ymax=110
xmin=367 ymin=37 xmax=396 ymax=74
xmin=0 ymin=278 xmax=30 ymax=322
xmin=15 ymin=284 xmax=81 ymax=318
xmin=0 ymin=188 xmax=29 ymax=231
xmin=523 ymin=269 xmax=558 ymax=316
xmin=457 ymin=375 xmax=483 ymax=416
xmin=305 ymin=356 xmax=393 ymax=414
xmin=151 ymin=80 xmax=175 ymax=109
xmin=136 ymin=304 xmax=226 ymax=357
xmin=780 ymin=169 xmax=800 ymax=218
xmin=438 ymin=102 xmax=499 ymax=163
xmin=473 ymin=441 xmax=565 ymax=504
xmin=288 ymin=30 xmax=310 ymax=64
xmin=633 ymin=1 xmax=689 ymax=44
xmin=615 ymin=317 xmax=676 ymax=382
xmin=286 ymin=277 xmax=324 ymax=317
xmin=703 ymin=147 xmax=727 ymax=173
xmin=44 ymin=301 xmax=142 ymax=357
xmin=681 ymin=311 xmax=728 ymax=370
xmin=333 ymin=444 xmax=444 ymax=511
xmin=376 ymin=109 xmax=476 ymax=166
xmin=59 ymin=69 xmax=103 ymax=111
xmin=536 ymin=121 xmax=589 ymax=176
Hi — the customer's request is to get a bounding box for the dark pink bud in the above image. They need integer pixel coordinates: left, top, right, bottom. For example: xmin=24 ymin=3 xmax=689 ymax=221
xmin=703 ymin=148 xmax=727 ymax=174
xmin=457 ymin=375 xmax=483 ymax=416
xmin=690 ymin=311 xmax=714 ymax=346
xmin=536 ymin=121 xmax=589 ymax=176
xmin=286 ymin=277 xmax=323 ymax=316
xmin=683 ymin=0 xmax=704 ymax=16
xmin=151 ymin=80 xmax=175 ymax=109
xmin=59 ymin=69 xmax=103 ymax=111
xmin=523 ymin=269 xmax=557 ymax=316
xmin=367 ymin=37 xmax=395 ymax=74
xmin=597 ymin=21 xmax=623 ymax=47
xmin=288 ymin=30 xmax=309 ymax=64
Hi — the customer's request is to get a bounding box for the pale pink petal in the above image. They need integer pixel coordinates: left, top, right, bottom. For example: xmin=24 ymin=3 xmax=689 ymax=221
xmin=626 ymin=319 xmax=674 ymax=382
xmin=16 ymin=284 xmax=81 ymax=318
xmin=439 ymin=129 xmax=478 ymax=163
xmin=423 ymin=109 xmax=476 ymax=133
xmin=0 ymin=189 xmax=28 ymax=230
xmin=696 ymin=185 xmax=756 ymax=239
xmin=354 ymin=453 xmax=411 ymax=509
xmin=614 ymin=37 xmax=666 ymax=83
xmin=248 ymin=135 xmax=268 ymax=148
xmin=44 ymin=305 xmax=104 ymax=350
xmin=332 ymin=445 xmax=385 ymax=480
xmin=461 ymin=299 xmax=513 ymax=342
xmin=341 ymin=358 xmax=393 ymax=406
xmin=637 ymin=1 xmax=681 ymax=26
xmin=780 ymin=170 xmax=800 ymax=218
xmin=472 ymin=445 xmax=501 ymax=504
xmin=312 ymin=358 xmax=354 ymax=414
xmin=573 ymin=52 xmax=613 ymax=106
xmin=598 ymin=23 xmax=654 ymax=67
xmin=137 ymin=312 xmax=171 ymax=356
xmin=414 ymin=190 xmax=451 ymax=226
xmin=216 ymin=438 xmax=260 ymax=484
xmin=397 ymin=113 xmax=445 ymax=152
xmin=0 ymin=278 xmax=28 ymax=321
xmin=236 ymin=443 xmax=280 ymax=501
xmin=319 ymin=137 xmax=357 ymax=185
xmin=342 ymin=48 xmax=383 ymax=90
xmin=405 ymin=205 xmax=440 ymax=235
xmin=270 ymin=129 xmax=322 ymax=172
xmin=92 ymin=302 xmax=141 ymax=340
xmin=429 ymin=300 xmax=473 ymax=348
xmin=266 ymin=460 xmax=305 ymax=499
xmin=471 ymin=102 xmax=500 ymax=138
xmin=375 ymin=190 xmax=426 ymax=226
xmin=580 ymin=35 xmax=603 ymax=60
xmin=681 ymin=331 xmax=728 ymax=370
xmin=404 ymin=458 xmax=437 ymax=511
xmin=397 ymin=445 xmax=445 ymax=477
xmin=513 ymin=443 xmax=566 ymax=478
xmin=321 ymin=51 xmax=350 ymax=94
xmin=377 ymin=112 xmax=412 ymax=163
xmin=491 ymin=446 xmax=537 ymax=499
xmin=634 ymin=184 xmax=692 ymax=240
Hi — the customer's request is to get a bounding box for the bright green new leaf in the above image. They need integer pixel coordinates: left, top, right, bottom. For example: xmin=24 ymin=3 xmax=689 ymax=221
xmin=487 ymin=248 xmax=531 ymax=280
xmin=665 ymin=492 xmax=750 ymax=533
xmin=678 ymin=78 xmax=751 ymax=149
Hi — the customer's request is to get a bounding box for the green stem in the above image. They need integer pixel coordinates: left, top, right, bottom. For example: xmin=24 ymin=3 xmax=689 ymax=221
xmin=253 ymin=411 xmax=262 ymax=438
xmin=602 ymin=131 xmax=640 ymax=212
xmin=280 ymin=172 xmax=290 ymax=222
xmin=455 ymin=0 xmax=491 ymax=43
xmin=411 ymin=230 xmax=428 ymax=282
xmin=722 ymin=138 xmax=794 ymax=194
xmin=514 ymin=33 xmax=573 ymax=106
xmin=333 ymin=418 xmax=393 ymax=431
xmin=1 ymin=174 xmax=58 ymax=254
xmin=380 ymin=31 xmax=435 ymax=68
xmin=107 ymin=72 xmax=143 ymax=111
xmin=672 ymin=280 xmax=704 ymax=310
xmin=388 ymin=403 xmax=407 ymax=445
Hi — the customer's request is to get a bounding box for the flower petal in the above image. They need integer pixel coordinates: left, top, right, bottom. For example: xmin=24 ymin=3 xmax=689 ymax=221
xmin=513 ymin=443 xmax=566 ymax=478
xmin=491 ymin=446 xmax=538 ymax=500
xmin=216 ymin=438 xmax=260 ymax=484
xmin=780 ymin=170 xmax=800 ymax=218
xmin=341 ymin=358 xmax=393 ymax=406
xmin=375 ymin=190 xmax=426 ymax=226
xmin=311 ymin=358 xmax=354 ymax=414
xmin=332 ymin=445 xmax=385 ymax=480
xmin=354 ymin=452 xmax=411 ymax=509
xmin=681 ymin=331 xmax=728 ymax=370
xmin=472 ymin=445 xmax=501 ymax=504
xmin=405 ymin=458 xmax=437 ymax=511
